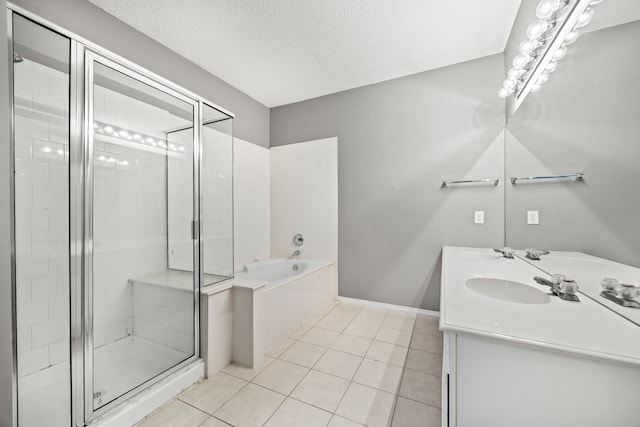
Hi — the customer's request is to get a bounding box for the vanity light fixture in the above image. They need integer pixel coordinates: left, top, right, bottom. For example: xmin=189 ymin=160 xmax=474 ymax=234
xmin=93 ymin=121 xmax=184 ymax=154
xmin=499 ymin=0 xmax=605 ymax=100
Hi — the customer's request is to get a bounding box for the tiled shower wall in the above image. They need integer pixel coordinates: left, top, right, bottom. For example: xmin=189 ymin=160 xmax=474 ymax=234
xmin=92 ymin=84 xmax=176 ymax=348
xmin=14 ymin=58 xmax=70 ymax=377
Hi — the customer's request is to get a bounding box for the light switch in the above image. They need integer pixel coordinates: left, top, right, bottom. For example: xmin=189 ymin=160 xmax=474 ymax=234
xmin=527 ymin=210 xmax=539 ymax=225
xmin=474 ymin=211 xmax=484 ymax=224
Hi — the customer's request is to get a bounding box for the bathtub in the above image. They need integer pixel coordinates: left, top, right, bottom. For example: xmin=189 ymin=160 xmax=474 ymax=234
xmin=235 ymin=258 xmax=337 ymax=350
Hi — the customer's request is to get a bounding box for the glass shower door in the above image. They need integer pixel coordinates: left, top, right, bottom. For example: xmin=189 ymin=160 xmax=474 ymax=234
xmin=11 ymin=14 xmax=71 ymax=427
xmin=87 ymin=54 xmax=198 ymax=413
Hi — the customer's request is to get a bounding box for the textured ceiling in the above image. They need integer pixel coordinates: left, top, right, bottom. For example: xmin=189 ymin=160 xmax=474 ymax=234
xmin=88 ymin=0 xmax=522 ymax=107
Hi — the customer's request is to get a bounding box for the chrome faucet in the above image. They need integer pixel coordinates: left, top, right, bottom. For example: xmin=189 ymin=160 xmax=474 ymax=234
xmin=534 ymin=275 xmax=580 ymax=302
xmin=526 ymin=248 xmax=549 ymax=261
xmin=289 ymin=250 xmax=301 ymax=258
xmin=493 ymin=247 xmax=515 ymax=259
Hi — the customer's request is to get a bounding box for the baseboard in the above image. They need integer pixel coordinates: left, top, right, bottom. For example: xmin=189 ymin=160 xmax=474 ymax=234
xmin=337 ymin=296 xmax=440 ymax=318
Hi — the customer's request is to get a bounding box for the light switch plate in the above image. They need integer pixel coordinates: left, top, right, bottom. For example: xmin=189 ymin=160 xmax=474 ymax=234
xmin=474 ymin=211 xmax=484 ymax=224
xmin=527 ymin=210 xmax=539 ymax=225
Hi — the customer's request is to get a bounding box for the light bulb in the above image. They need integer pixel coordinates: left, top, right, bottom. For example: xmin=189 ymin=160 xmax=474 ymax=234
xmin=574 ymin=7 xmax=594 ymax=28
xmin=537 ymin=73 xmax=550 ymax=85
xmin=42 ymin=146 xmax=52 ymax=153
xmin=563 ymin=29 xmax=580 ymax=46
xmin=508 ymin=67 xmax=525 ymax=80
xmin=536 ymin=0 xmax=558 ymax=20
xmin=503 ymin=79 xmax=517 ymax=91
xmin=530 ymin=84 xmax=542 ymax=93
xmin=553 ymin=46 xmax=567 ymax=61
xmin=145 ymin=137 xmax=154 ymax=144
xmin=118 ymin=130 xmax=129 ymax=137
xmin=498 ymin=88 xmax=512 ymax=98
xmin=133 ymin=134 xmax=141 ymax=140
xmin=527 ymin=20 xmax=550 ymax=39
xmin=545 ymin=60 xmax=558 ymax=73
xmin=519 ymin=39 xmax=540 ymax=55
xmin=93 ymin=123 xmax=99 ymax=128
xmin=513 ymin=54 xmax=533 ymax=69
xmin=104 ymin=126 xmax=113 ymax=134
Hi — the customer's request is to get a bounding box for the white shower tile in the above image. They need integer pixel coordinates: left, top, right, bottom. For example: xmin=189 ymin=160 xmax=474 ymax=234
xmin=18 ymin=345 xmax=49 ymax=377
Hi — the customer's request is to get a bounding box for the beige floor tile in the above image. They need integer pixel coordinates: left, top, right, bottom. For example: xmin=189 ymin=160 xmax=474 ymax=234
xmin=299 ymin=327 xmax=341 ymax=347
xmin=252 ymin=359 xmax=309 ymax=395
xmin=136 ymin=399 xmax=209 ymax=427
xmin=279 ymin=341 xmax=326 ymax=368
xmin=178 ymin=372 xmax=247 ymax=414
xmin=335 ymin=383 xmax=396 ymax=427
xmin=343 ymin=320 xmax=381 ymax=339
xmin=405 ymin=348 xmax=442 ymax=377
xmin=391 ymin=397 xmax=441 ymax=427
xmin=303 ymin=313 xmax=325 ymax=326
xmin=214 ymin=384 xmax=285 ymax=427
xmin=314 ymin=349 xmax=363 ymax=380
xmin=335 ymin=302 xmax=364 ymax=312
xmin=409 ymin=332 xmax=443 ymax=354
xmin=222 ymin=356 xmax=274 ymax=381
xmin=200 ymin=417 xmax=233 ymax=427
xmin=264 ymin=397 xmax=332 ymax=427
xmin=328 ymin=415 xmax=365 ymax=427
xmin=413 ymin=315 xmax=440 ymax=337
xmin=316 ymin=316 xmax=353 ymax=332
xmin=291 ymin=370 xmax=349 ymax=412
xmin=330 ymin=334 xmax=373 ymax=357
xmin=375 ymin=327 xmax=411 ymax=347
xmin=365 ymin=341 xmax=409 ymax=367
xmin=399 ymin=369 xmax=441 ymax=407
xmin=266 ymin=337 xmax=296 ymax=357
xmin=381 ymin=314 xmax=415 ymax=332
xmin=288 ymin=324 xmax=313 ymax=340
xmin=353 ymin=359 xmax=403 ymax=394
xmin=354 ymin=310 xmax=387 ymax=325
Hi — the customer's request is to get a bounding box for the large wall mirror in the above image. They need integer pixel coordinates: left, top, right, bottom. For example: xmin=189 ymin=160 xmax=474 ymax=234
xmin=504 ymin=1 xmax=640 ymax=323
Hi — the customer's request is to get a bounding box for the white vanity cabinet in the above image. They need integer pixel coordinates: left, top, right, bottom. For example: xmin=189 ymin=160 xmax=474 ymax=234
xmin=440 ymin=246 xmax=640 ymax=427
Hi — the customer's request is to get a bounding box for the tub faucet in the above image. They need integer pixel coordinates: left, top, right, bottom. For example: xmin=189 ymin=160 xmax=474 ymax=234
xmin=493 ymin=247 xmax=514 ymax=259
xmin=289 ymin=250 xmax=301 ymax=258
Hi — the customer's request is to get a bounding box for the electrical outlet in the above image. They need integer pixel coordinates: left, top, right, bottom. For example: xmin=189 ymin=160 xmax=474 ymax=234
xmin=527 ymin=210 xmax=539 ymax=225
xmin=474 ymin=210 xmax=484 ymax=224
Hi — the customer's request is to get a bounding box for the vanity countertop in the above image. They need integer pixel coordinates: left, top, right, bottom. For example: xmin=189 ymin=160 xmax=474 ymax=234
xmin=440 ymin=246 xmax=640 ymax=366
xmin=514 ymin=250 xmax=640 ymax=326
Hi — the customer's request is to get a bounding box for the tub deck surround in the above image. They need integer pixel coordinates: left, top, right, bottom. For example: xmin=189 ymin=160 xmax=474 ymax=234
xmin=440 ymin=246 xmax=640 ymax=366
xmin=514 ymin=249 xmax=640 ymax=325
xmin=237 ymin=258 xmax=333 ymax=290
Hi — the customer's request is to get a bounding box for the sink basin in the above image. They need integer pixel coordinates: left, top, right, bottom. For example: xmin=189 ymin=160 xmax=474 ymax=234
xmin=466 ymin=278 xmax=552 ymax=304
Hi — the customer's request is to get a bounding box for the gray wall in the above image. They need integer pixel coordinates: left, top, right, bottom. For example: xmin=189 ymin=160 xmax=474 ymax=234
xmin=271 ymin=54 xmax=506 ymax=310
xmin=10 ymin=0 xmax=270 ymax=148
xmin=505 ymin=20 xmax=640 ymax=267
xmin=0 ymin=0 xmax=15 ymax=424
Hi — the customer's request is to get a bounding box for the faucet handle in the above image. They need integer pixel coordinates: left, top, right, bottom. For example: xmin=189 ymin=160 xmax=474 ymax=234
xmin=525 ymin=248 xmax=549 ymax=261
xmin=494 ymin=247 xmax=514 ymax=259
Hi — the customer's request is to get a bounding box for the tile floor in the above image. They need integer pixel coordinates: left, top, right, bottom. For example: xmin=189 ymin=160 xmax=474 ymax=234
xmin=136 ymin=301 xmax=443 ymax=427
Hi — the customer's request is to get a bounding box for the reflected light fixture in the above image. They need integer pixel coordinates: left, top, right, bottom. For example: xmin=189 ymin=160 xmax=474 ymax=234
xmin=93 ymin=121 xmax=183 ymax=154
xmin=499 ymin=0 xmax=604 ymax=100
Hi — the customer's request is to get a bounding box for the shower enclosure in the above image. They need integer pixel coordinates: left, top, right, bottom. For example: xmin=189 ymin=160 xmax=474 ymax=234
xmin=9 ymin=9 xmax=233 ymax=427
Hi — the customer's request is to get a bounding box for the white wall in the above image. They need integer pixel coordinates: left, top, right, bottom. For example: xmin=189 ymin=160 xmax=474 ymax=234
xmin=233 ymin=137 xmax=270 ymax=270
xmin=270 ymin=137 xmax=338 ymax=266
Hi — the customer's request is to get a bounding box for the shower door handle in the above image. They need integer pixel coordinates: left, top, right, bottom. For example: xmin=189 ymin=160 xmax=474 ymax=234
xmin=191 ymin=220 xmax=199 ymax=240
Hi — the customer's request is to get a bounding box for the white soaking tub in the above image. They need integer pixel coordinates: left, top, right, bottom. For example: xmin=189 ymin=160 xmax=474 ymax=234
xmin=236 ymin=258 xmax=337 ymax=349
